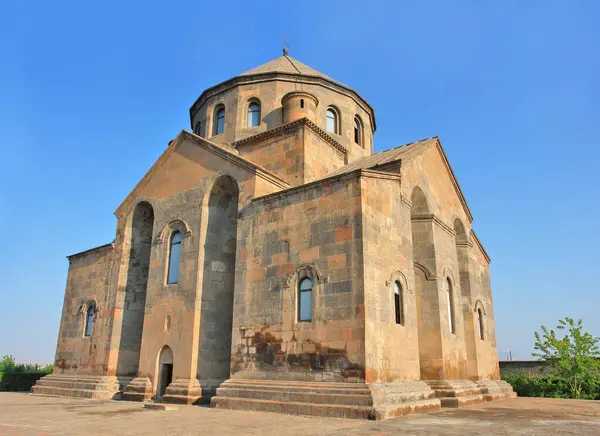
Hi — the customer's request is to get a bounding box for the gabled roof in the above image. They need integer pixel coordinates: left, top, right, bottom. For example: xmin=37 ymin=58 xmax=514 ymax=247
xmin=114 ymin=131 xmax=290 ymax=218
xmin=325 ymin=137 xmax=474 ymax=222
xmin=325 ymin=137 xmax=438 ymax=178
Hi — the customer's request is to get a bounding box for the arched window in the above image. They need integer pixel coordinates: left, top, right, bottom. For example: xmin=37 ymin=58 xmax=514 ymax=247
xmin=326 ymin=108 xmax=339 ymax=134
xmin=194 ymin=121 xmax=202 ymax=136
xmin=84 ymin=303 xmax=96 ymax=337
xmin=477 ymin=308 xmax=485 ymax=340
xmin=213 ymin=106 xmax=225 ymax=136
xmin=167 ymin=231 xmax=183 ymax=284
xmin=394 ymin=281 xmax=404 ymax=325
xmin=354 ymin=116 xmax=363 ymax=146
xmin=298 ymin=278 xmax=313 ymax=322
xmin=446 ymin=278 xmax=455 ymax=333
xmin=248 ymin=102 xmax=260 ymax=127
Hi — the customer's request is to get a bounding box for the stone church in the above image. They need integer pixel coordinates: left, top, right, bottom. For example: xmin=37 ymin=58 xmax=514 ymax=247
xmin=33 ymin=51 xmax=514 ymax=419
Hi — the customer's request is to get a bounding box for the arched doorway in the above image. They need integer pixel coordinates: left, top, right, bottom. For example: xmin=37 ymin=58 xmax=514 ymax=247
xmin=156 ymin=346 xmax=173 ymax=398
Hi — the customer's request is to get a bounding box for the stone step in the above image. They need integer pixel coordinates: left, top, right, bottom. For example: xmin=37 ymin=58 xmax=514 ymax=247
xmin=211 ymin=396 xmax=377 ymax=420
xmin=216 ymin=386 xmax=373 ymax=406
xmin=222 ymin=379 xmax=370 ymax=391
xmin=433 ymin=388 xmax=484 ymax=398
xmin=375 ymin=398 xmax=441 ymax=420
xmin=220 ymin=381 xmax=371 ymax=396
xmin=36 ymin=379 xmax=113 ymax=391
xmin=30 ymin=385 xmax=116 ymax=400
xmin=439 ymin=394 xmax=486 ymax=408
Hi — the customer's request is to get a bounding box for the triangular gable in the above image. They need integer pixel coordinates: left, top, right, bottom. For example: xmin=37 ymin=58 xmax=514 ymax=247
xmin=400 ymin=137 xmax=474 ymax=223
xmin=114 ymin=130 xmax=290 ymax=217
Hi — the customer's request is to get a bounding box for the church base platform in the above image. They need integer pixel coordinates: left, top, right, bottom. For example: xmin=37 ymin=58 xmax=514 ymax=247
xmin=30 ymin=374 xmax=120 ymax=400
xmin=210 ymin=379 xmax=441 ymax=420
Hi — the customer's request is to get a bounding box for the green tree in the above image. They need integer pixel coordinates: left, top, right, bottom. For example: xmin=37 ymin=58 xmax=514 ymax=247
xmin=0 ymin=355 xmax=16 ymax=372
xmin=533 ymin=317 xmax=600 ymax=399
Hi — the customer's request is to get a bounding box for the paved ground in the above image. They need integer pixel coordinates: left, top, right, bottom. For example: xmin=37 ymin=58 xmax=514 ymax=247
xmin=1 ymin=393 xmax=599 ymax=435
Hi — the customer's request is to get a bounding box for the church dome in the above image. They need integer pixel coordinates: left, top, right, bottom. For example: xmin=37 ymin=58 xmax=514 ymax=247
xmin=189 ymin=53 xmax=376 ymax=157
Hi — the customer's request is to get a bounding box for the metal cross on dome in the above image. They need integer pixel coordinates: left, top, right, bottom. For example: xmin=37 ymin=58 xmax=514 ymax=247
xmin=282 ymin=35 xmax=290 ymax=56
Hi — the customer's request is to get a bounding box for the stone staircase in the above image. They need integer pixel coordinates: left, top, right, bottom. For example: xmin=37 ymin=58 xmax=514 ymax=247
xmin=211 ymin=379 xmax=440 ymax=420
xmin=425 ymin=379 xmax=516 ymax=407
xmin=476 ymin=379 xmax=518 ymax=402
xmin=31 ymin=374 xmax=120 ymax=400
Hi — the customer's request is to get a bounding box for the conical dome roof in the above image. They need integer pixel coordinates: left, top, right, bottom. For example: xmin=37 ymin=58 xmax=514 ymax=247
xmin=238 ymin=55 xmax=339 ymax=84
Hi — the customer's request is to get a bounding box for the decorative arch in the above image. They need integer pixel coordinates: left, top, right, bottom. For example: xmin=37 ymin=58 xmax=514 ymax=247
xmin=124 ymin=197 xmax=156 ymax=230
xmin=157 ymin=219 xmax=192 ymax=244
xmin=387 ymin=269 xmax=411 ymax=293
xmin=453 ymin=217 xmax=468 ymax=245
xmin=200 ymin=171 xmax=242 ymax=209
xmin=473 ymin=299 xmax=487 ymax=315
xmin=284 ymin=264 xmax=328 ymax=289
xmin=442 ymin=266 xmax=458 ymax=286
xmin=413 ymin=261 xmax=435 ymax=281
xmin=158 ymin=345 xmax=173 ymax=364
xmin=410 ymin=186 xmax=430 ymax=216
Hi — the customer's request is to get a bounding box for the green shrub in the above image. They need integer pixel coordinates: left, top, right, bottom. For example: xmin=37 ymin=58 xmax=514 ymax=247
xmin=502 ymin=372 xmax=600 ymax=400
xmin=0 ymin=372 xmax=49 ymax=392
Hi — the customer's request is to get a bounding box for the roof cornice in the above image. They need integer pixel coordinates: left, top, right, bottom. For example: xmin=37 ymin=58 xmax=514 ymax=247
xmin=232 ymin=117 xmax=347 ymax=157
xmin=67 ymin=243 xmax=114 ymax=261
xmin=471 ymin=230 xmax=491 ymax=263
xmin=189 ymin=72 xmax=377 ymax=133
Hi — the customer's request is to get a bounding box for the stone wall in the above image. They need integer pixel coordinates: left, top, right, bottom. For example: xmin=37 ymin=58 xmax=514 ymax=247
xmin=230 ymin=173 xmax=366 ymax=382
xmin=54 ymin=244 xmax=114 ymax=375
xmin=361 ymin=171 xmax=422 ymax=383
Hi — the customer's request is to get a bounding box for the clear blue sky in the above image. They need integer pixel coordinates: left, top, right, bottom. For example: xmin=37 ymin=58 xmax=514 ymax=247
xmin=1 ymin=1 xmax=598 ymax=364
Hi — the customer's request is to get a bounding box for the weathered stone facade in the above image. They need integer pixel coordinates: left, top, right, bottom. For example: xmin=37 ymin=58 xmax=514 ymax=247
xmin=32 ymin=53 xmax=514 ymax=418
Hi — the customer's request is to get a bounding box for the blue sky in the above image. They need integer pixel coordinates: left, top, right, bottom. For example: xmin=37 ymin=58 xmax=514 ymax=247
xmin=0 ymin=1 xmax=598 ymax=363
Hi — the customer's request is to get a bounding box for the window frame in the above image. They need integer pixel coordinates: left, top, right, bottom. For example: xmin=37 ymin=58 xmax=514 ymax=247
xmin=166 ymin=231 xmax=183 ymax=285
xmin=193 ymin=121 xmax=202 ymax=136
xmin=354 ymin=115 xmax=363 ymax=146
xmin=446 ymin=278 xmax=456 ymax=334
xmin=247 ymin=101 xmax=261 ymax=128
xmin=393 ymin=280 xmax=404 ymax=325
xmin=326 ymin=107 xmax=339 ymax=134
xmin=84 ymin=302 xmax=96 ymax=337
xmin=477 ymin=308 xmax=485 ymax=340
xmin=297 ymin=277 xmax=313 ymax=323
xmin=213 ymin=105 xmax=225 ymax=136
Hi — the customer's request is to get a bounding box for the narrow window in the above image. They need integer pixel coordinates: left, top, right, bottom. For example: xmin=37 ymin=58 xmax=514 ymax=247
xmin=300 ymin=99 xmax=304 ymax=108
xmin=213 ymin=106 xmax=225 ymax=136
xmin=326 ymin=108 xmax=338 ymax=134
xmin=477 ymin=308 xmax=485 ymax=340
xmin=167 ymin=231 xmax=183 ymax=284
xmin=84 ymin=303 xmax=95 ymax=337
xmin=446 ymin=278 xmax=455 ymax=333
xmin=394 ymin=281 xmax=404 ymax=325
xmin=194 ymin=121 xmax=202 ymax=136
xmin=354 ymin=116 xmax=363 ymax=146
xmin=248 ymin=102 xmax=260 ymax=127
xmin=298 ymin=278 xmax=313 ymax=322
